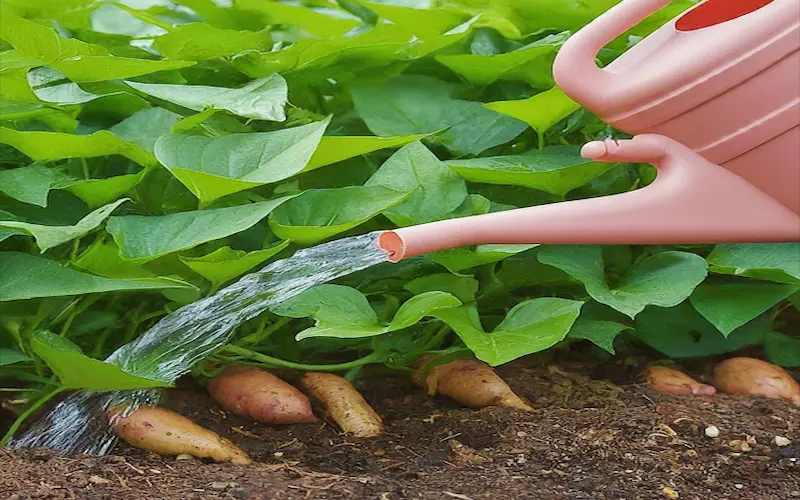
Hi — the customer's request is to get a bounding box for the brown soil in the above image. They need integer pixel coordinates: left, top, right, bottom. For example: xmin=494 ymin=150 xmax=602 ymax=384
xmin=2 ymin=356 xmax=798 ymax=500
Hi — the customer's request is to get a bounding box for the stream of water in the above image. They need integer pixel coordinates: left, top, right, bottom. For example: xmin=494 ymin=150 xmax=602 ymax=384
xmin=11 ymin=232 xmax=389 ymax=455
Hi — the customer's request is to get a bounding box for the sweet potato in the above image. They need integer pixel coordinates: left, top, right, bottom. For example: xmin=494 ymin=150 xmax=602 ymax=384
xmin=207 ymin=365 xmax=317 ymax=425
xmin=299 ymin=372 xmax=383 ymax=437
xmin=713 ymin=357 xmax=800 ymax=405
xmin=643 ymin=366 xmax=717 ymax=395
xmin=108 ymin=406 xmax=251 ymax=464
xmin=412 ymin=356 xmax=533 ymax=412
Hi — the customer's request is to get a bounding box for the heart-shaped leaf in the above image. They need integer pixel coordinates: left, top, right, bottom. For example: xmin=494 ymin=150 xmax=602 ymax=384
xmin=434 ymin=298 xmax=583 ymax=365
xmin=154 ymin=117 xmax=330 ymax=203
xmin=538 ymin=246 xmax=708 ymax=318
xmin=271 ymin=284 xmax=461 ymax=340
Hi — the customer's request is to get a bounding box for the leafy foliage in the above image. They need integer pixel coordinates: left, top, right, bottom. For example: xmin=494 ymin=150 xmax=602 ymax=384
xmin=0 ymin=0 xmax=797 ymax=411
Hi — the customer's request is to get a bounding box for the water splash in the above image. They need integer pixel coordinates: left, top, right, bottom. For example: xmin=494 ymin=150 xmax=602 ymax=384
xmin=12 ymin=232 xmax=388 ymax=455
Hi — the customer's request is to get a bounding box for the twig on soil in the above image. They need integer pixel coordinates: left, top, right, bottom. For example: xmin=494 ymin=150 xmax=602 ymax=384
xmin=443 ymin=492 xmax=475 ymax=500
xmin=439 ymin=432 xmax=462 ymax=442
xmin=230 ymin=426 xmax=264 ymax=440
xmin=640 ymin=393 xmax=657 ymax=411
xmin=120 ymin=459 xmax=145 ymax=475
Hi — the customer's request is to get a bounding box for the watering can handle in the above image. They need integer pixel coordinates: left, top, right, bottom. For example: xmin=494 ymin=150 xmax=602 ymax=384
xmin=553 ymin=0 xmax=672 ymax=112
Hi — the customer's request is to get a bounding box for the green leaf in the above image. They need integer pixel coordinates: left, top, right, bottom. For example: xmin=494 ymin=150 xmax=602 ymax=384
xmin=764 ymin=331 xmax=800 ymax=368
xmin=485 ymin=86 xmax=581 ymax=134
xmin=305 ymin=134 xmax=427 ymax=171
xmin=27 ymin=67 xmax=112 ymax=105
xmin=434 ymin=298 xmax=583 ymax=365
xmin=109 ymin=107 xmax=182 ymax=153
xmin=107 ymin=197 xmax=294 ymax=261
xmin=0 ymin=165 xmax=72 ymax=207
xmin=53 ymin=56 xmax=195 ymax=83
xmin=154 ymin=117 xmax=330 ymax=203
xmin=436 ymin=32 xmax=568 ymax=88
xmin=707 ymin=243 xmax=800 ymax=285
xmin=350 ymin=75 xmax=527 ymax=155
xmin=60 ymin=169 xmax=149 ymax=209
xmin=0 ymin=199 xmax=128 ymax=252
xmin=362 ymin=1 xmax=469 ymax=39
xmin=271 ymin=284 xmax=461 ymax=340
xmin=126 ymin=74 xmax=288 ymax=122
xmin=446 ymin=146 xmax=612 ymax=196
xmin=404 ymin=273 xmax=479 ymax=303
xmin=268 ymin=185 xmax=411 ymax=245
xmin=430 ymin=244 xmax=537 ymax=273
xmin=171 ymin=108 xmax=218 ymax=133
xmin=566 ymin=319 xmax=631 ymax=354
xmin=0 ymin=127 xmax=157 ymax=166
xmin=635 ymin=303 xmax=770 ymax=358
xmin=232 ymin=22 xmax=465 ymax=78
xmin=30 ymin=330 xmax=171 ymax=390
xmin=0 ymin=10 xmax=108 ymax=62
xmin=153 ymin=23 xmax=273 ymax=60
xmin=0 ymin=349 xmax=31 ymax=366
xmin=73 ymin=240 xmax=186 ymax=283
xmin=0 ymin=252 xmax=195 ymax=302
xmin=366 ymin=141 xmax=468 ymax=226
xmin=0 ymin=13 xmax=195 ymax=81
xmin=388 ymin=292 xmax=463 ymax=330
xmin=538 ymin=246 xmax=708 ymax=318
xmin=690 ymin=281 xmax=799 ymax=336
xmin=179 ymin=242 xmax=290 ymax=289
xmin=236 ymin=0 xmax=360 ymax=37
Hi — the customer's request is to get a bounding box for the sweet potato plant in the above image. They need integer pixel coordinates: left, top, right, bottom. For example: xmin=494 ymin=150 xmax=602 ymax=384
xmin=0 ymin=0 xmax=798 ymax=445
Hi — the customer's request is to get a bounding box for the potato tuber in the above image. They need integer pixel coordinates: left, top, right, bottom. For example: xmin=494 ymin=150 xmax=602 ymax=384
xmin=299 ymin=372 xmax=384 ymax=437
xmin=643 ymin=365 xmax=717 ymax=395
xmin=207 ymin=365 xmax=317 ymax=425
xmin=108 ymin=406 xmax=251 ymax=464
xmin=713 ymin=357 xmax=800 ymax=405
xmin=412 ymin=356 xmax=533 ymax=411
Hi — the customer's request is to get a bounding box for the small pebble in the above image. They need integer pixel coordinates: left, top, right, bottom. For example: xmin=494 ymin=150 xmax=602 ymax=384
xmin=774 ymin=436 xmax=792 ymax=447
xmin=661 ymin=486 xmax=679 ymax=499
xmin=704 ymin=425 xmax=720 ymax=438
xmin=789 ymin=491 xmax=800 ymax=497
xmin=273 ymin=451 xmax=284 ymax=458
xmin=176 ymin=454 xmax=195 ymax=461
xmin=210 ymin=481 xmax=238 ymax=490
xmin=734 ymin=484 xmax=744 ymax=490
xmin=729 ymin=439 xmax=752 ymax=452
xmin=516 ymin=431 xmax=528 ymax=437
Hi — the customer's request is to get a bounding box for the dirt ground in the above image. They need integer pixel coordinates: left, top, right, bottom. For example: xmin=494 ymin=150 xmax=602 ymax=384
xmin=2 ymin=353 xmax=799 ymax=500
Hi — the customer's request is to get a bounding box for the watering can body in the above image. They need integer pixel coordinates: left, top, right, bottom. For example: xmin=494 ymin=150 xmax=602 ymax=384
xmin=552 ymin=0 xmax=800 ymax=213
xmin=377 ymin=0 xmax=800 ymax=261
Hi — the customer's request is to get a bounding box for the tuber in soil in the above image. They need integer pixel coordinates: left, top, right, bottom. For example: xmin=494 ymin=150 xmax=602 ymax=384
xmin=108 ymin=406 xmax=252 ymax=464
xmin=412 ymin=356 xmax=533 ymax=411
xmin=207 ymin=365 xmax=317 ymax=424
xmin=643 ymin=365 xmax=717 ymax=395
xmin=712 ymin=357 xmax=800 ymax=405
xmin=299 ymin=372 xmax=384 ymax=437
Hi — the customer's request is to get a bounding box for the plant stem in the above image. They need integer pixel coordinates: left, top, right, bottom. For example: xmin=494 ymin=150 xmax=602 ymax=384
xmin=222 ymin=345 xmax=383 ymax=372
xmin=0 ymin=387 xmax=65 ymax=446
xmin=420 ymin=325 xmax=452 ymax=353
xmin=344 ymin=365 xmax=363 ymax=383
xmin=237 ymin=317 xmax=291 ymax=346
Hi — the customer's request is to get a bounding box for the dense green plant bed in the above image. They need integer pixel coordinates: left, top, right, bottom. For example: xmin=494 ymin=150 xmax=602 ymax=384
xmin=0 ymin=0 xmax=798 ymax=442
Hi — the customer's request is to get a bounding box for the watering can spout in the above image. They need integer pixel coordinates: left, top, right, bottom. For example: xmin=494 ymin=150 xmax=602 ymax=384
xmin=552 ymin=0 xmax=672 ymax=113
xmin=378 ymin=135 xmax=800 ymax=262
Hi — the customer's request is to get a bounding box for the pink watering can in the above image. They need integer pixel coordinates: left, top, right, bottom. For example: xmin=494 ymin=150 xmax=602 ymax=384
xmin=378 ymin=0 xmax=800 ymax=262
